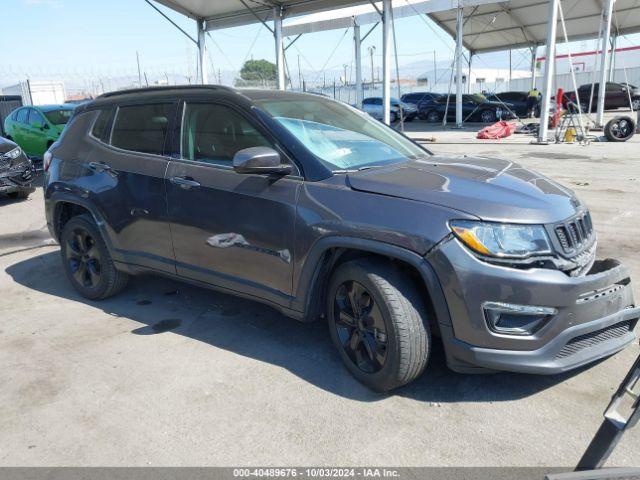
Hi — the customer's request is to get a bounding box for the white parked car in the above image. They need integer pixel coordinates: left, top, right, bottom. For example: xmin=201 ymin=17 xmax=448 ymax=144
xmin=361 ymin=97 xmax=417 ymax=123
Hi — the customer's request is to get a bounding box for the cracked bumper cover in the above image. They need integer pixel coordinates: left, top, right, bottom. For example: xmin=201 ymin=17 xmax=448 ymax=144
xmin=0 ymin=168 xmax=35 ymax=193
xmin=428 ymin=237 xmax=639 ymax=374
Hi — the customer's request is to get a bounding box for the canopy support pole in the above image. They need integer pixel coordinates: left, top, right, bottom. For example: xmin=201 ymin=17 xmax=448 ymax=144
xmin=382 ymin=0 xmax=392 ymax=125
xmin=274 ymin=6 xmax=285 ymax=91
xmin=596 ymin=0 xmax=615 ymax=127
xmin=197 ymin=19 xmax=208 ymax=84
xmin=608 ymin=35 xmax=617 ymax=81
xmin=530 ymin=46 xmax=537 ymax=90
xmin=354 ymin=23 xmax=363 ymax=108
xmin=455 ymin=6 xmax=464 ymax=127
xmin=468 ymin=52 xmax=473 ymax=94
xmin=537 ymin=0 xmax=559 ymax=143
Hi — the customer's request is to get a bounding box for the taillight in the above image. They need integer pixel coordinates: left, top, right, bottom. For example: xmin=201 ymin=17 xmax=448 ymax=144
xmin=43 ymin=150 xmax=53 ymax=172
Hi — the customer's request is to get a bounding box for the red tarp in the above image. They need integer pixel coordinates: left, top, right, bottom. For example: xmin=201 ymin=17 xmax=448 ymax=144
xmin=476 ymin=121 xmax=517 ymax=140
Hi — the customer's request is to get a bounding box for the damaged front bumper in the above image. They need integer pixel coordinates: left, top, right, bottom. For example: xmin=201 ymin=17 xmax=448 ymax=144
xmin=429 ymin=237 xmax=639 ymax=374
xmin=0 ymin=166 xmax=35 ymax=194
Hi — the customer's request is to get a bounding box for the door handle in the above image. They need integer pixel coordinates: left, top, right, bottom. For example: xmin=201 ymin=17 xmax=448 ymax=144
xmin=170 ymin=176 xmax=201 ymax=190
xmin=88 ymin=161 xmax=113 ymax=172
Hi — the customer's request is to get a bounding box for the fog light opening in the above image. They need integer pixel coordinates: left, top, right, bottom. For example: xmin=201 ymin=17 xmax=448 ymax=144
xmin=483 ymin=302 xmax=557 ymax=336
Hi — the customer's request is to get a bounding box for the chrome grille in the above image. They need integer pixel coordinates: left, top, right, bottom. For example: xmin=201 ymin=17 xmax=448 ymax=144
xmin=555 ymin=320 xmax=635 ymax=359
xmin=0 ymin=153 xmax=9 ymax=169
xmin=555 ymin=212 xmax=594 ymax=254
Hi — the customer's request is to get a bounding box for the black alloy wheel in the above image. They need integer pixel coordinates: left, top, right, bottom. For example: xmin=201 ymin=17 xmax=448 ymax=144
xmin=332 ymin=280 xmax=388 ymax=373
xmin=65 ymin=227 xmax=102 ymax=289
xmin=60 ymin=214 xmax=129 ymax=299
xmin=326 ymin=259 xmax=431 ymax=391
xmin=480 ymin=109 xmax=496 ymax=123
xmin=426 ymin=110 xmax=441 ymax=123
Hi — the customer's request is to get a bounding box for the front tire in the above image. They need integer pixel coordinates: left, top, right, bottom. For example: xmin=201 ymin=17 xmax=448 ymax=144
xmin=425 ymin=110 xmax=441 ymax=123
xmin=327 ymin=259 xmax=431 ymax=391
xmin=60 ymin=214 xmax=129 ymax=300
xmin=7 ymin=190 xmax=30 ymax=200
xmin=480 ymin=109 xmax=496 ymax=123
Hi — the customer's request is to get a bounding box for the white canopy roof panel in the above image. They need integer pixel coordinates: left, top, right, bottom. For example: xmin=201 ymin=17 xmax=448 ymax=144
xmin=281 ymin=0 xmax=497 ymax=36
xmin=154 ymin=0 xmax=640 ymax=54
xmin=154 ymin=0 xmax=372 ymax=30
xmin=429 ymin=0 xmax=640 ymax=53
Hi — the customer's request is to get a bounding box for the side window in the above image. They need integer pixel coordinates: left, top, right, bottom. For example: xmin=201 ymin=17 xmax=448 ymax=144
xmin=91 ymin=108 xmax=114 ymax=143
xmin=16 ymin=109 xmax=29 ymax=124
xmin=28 ymin=109 xmax=45 ymax=128
xmin=181 ymin=102 xmax=271 ymax=166
xmin=111 ymin=103 xmax=174 ymax=155
xmin=362 ymin=98 xmax=372 ymax=105
xmin=374 ymin=98 xmax=382 ymax=106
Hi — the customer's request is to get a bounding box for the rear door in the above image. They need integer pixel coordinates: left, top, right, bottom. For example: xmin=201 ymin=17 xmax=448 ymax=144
xmin=605 ymin=82 xmax=623 ymax=108
xmin=86 ymin=102 xmax=177 ymax=273
xmin=165 ymin=100 xmax=300 ymax=304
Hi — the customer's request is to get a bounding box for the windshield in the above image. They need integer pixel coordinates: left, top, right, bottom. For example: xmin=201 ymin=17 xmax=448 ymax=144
xmin=44 ymin=109 xmax=73 ymax=125
xmin=254 ymin=97 xmax=429 ymax=171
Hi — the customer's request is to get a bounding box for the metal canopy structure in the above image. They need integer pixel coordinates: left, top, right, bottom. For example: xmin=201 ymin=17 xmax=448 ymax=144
xmin=154 ymin=0 xmax=371 ymax=29
xmin=278 ymin=0 xmax=640 ymax=140
xmin=151 ymin=0 xmax=640 ymax=142
xmin=429 ymin=0 xmax=640 ymax=54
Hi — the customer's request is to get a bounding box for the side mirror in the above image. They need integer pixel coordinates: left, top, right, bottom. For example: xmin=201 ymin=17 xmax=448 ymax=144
xmin=43 ymin=123 xmax=50 ymax=130
xmin=233 ymin=147 xmax=292 ymax=176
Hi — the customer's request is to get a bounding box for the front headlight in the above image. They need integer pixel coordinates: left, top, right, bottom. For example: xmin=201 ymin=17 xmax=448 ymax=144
xmin=5 ymin=147 xmax=23 ymax=160
xmin=450 ymin=220 xmax=552 ymax=259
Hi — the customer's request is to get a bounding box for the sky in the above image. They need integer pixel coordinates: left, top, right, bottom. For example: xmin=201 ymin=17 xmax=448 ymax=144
xmin=2 ymin=0 xmax=640 ymax=90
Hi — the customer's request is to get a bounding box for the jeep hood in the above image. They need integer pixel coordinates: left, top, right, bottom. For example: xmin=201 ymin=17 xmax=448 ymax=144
xmin=347 ymin=156 xmax=581 ymax=223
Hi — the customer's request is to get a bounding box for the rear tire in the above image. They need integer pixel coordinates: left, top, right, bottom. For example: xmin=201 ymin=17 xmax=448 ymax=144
xmin=326 ymin=259 xmax=431 ymax=391
xmin=60 ymin=214 xmax=129 ymax=300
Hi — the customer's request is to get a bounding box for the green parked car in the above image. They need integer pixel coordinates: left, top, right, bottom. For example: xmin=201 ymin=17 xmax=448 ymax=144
xmin=3 ymin=104 xmax=75 ymax=158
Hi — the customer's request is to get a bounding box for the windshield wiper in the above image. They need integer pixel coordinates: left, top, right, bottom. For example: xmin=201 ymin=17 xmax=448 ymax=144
xmin=357 ymin=165 xmax=388 ymax=171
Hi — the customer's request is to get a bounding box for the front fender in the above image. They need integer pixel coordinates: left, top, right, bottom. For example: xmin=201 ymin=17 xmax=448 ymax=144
xmin=291 ymin=235 xmax=452 ymax=328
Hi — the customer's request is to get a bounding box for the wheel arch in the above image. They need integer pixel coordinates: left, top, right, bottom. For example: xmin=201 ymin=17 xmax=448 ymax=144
xmin=49 ymin=194 xmax=113 ymax=250
xmin=294 ymin=237 xmax=452 ymax=335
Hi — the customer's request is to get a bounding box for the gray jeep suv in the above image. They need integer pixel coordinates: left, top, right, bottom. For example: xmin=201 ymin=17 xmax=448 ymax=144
xmin=43 ymin=86 xmax=639 ymax=391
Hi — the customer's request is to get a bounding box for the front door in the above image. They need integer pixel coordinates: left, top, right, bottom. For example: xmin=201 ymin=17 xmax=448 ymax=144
xmin=11 ymin=108 xmax=30 ymax=153
xmin=25 ymin=109 xmax=48 ymax=157
xmin=166 ymin=101 xmax=300 ymax=306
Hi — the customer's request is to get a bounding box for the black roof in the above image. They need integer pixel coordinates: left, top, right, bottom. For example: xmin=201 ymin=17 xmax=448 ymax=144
xmin=97 ymin=84 xmax=236 ymax=99
xmin=81 ymin=85 xmax=332 ymax=111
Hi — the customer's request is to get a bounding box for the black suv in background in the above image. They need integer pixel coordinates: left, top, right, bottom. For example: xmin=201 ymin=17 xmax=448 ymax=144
xmin=43 ymin=86 xmax=638 ymax=391
xmin=564 ymin=82 xmax=640 ymax=112
xmin=400 ymin=92 xmax=441 ymax=108
xmin=417 ymin=94 xmax=515 ymax=123
xmin=485 ymin=91 xmax=539 ymax=118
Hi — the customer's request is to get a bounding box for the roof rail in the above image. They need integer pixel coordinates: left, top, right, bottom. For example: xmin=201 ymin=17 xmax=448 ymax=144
xmin=97 ymin=84 xmax=236 ymax=99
